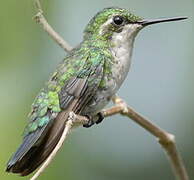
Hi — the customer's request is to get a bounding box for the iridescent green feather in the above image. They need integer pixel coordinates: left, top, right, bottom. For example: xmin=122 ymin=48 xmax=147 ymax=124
xmin=23 ymin=40 xmax=113 ymax=136
xmin=84 ymin=7 xmax=142 ymax=40
xmin=23 ymin=7 xmax=141 ymax=136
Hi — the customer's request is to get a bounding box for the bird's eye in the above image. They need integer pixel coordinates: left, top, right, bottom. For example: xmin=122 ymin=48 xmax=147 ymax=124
xmin=113 ymin=16 xmax=124 ymax=26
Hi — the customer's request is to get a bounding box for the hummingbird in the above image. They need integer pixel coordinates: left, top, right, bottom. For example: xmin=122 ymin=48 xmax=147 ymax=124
xmin=6 ymin=7 xmax=187 ymax=176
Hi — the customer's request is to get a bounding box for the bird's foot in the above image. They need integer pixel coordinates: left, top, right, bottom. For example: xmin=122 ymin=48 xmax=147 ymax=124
xmin=83 ymin=115 xmax=94 ymax=128
xmin=83 ymin=112 xmax=104 ymax=128
xmin=95 ymin=112 xmax=104 ymax=124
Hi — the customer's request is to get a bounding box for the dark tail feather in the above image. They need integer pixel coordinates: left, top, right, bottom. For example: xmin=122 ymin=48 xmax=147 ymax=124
xmin=6 ymin=111 xmax=68 ymax=176
xmin=6 ymin=126 xmax=48 ymax=174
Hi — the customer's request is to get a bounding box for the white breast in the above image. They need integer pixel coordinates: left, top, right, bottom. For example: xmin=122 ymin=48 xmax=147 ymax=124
xmin=110 ymin=24 xmax=140 ymax=91
xmin=82 ymin=24 xmax=142 ymax=115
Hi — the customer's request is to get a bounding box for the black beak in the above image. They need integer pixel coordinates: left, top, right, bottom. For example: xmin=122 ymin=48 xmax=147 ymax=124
xmin=138 ymin=16 xmax=188 ymax=26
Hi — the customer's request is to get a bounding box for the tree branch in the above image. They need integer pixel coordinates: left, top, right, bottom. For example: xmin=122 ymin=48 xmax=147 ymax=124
xmin=103 ymin=95 xmax=189 ymax=180
xmin=32 ymin=1 xmax=189 ymax=180
xmin=34 ymin=0 xmax=72 ymax=52
xmin=30 ymin=112 xmax=74 ymax=180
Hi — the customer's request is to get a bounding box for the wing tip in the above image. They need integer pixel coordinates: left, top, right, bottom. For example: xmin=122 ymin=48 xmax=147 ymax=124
xmin=5 ymin=164 xmax=12 ymax=173
xmin=6 ymin=156 xmax=17 ymax=172
xmin=5 ymin=156 xmax=33 ymax=176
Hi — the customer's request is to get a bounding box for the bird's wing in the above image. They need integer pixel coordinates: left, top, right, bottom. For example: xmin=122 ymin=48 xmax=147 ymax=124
xmin=6 ymin=51 xmax=105 ymax=175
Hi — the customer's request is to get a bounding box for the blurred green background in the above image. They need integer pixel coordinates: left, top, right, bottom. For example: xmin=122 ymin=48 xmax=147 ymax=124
xmin=0 ymin=0 xmax=193 ymax=179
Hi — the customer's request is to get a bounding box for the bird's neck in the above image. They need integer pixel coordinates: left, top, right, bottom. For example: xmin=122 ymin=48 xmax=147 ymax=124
xmin=108 ymin=26 xmax=139 ymax=89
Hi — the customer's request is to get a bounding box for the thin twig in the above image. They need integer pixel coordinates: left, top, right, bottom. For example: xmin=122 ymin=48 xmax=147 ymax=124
xmin=30 ymin=112 xmax=89 ymax=180
xmin=32 ymin=1 xmax=189 ymax=180
xmin=34 ymin=0 xmax=72 ymax=52
xmin=30 ymin=112 xmax=75 ymax=180
xmin=102 ymin=96 xmax=189 ymax=180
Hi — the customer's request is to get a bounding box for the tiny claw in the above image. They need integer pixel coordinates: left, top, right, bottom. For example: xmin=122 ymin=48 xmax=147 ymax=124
xmin=96 ymin=112 xmax=104 ymax=124
xmin=83 ymin=120 xmax=95 ymax=128
xmin=83 ymin=115 xmax=95 ymax=128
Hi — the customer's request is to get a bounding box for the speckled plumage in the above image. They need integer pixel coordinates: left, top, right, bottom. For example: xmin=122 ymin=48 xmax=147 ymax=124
xmin=6 ymin=7 xmax=143 ymax=176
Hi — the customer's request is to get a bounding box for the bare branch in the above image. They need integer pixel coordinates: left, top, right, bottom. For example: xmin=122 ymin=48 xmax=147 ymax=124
xmin=102 ymin=96 xmax=189 ymax=180
xmin=34 ymin=0 xmax=42 ymax=10
xmin=34 ymin=0 xmax=72 ymax=52
xmin=30 ymin=112 xmax=90 ymax=180
xmin=32 ymin=1 xmax=189 ymax=180
xmin=30 ymin=112 xmax=75 ymax=180
xmin=31 ymin=96 xmax=189 ymax=180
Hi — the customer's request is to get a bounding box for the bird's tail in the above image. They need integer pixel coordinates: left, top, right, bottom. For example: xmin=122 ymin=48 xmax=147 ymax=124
xmin=6 ymin=111 xmax=68 ymax=176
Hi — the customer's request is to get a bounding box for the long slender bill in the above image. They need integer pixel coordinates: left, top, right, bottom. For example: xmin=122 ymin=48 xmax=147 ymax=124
xmin=138 ymin=16 xmax=188 ymax=26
